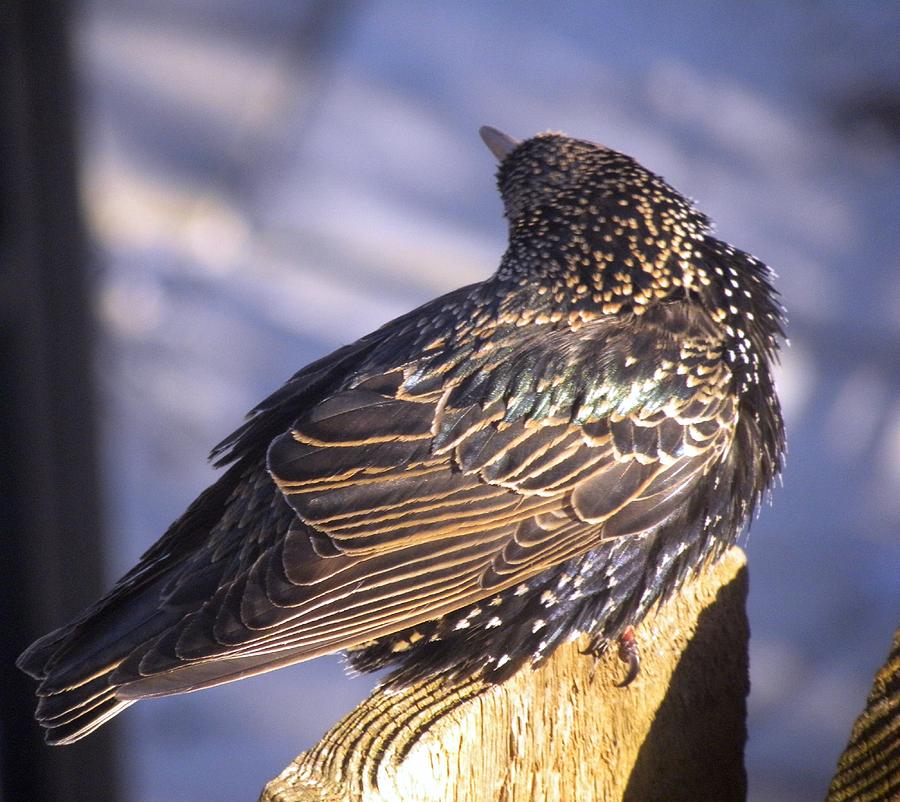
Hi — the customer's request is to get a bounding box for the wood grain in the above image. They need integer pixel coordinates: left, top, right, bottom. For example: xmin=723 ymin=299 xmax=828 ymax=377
xmin=826 ymin=625 xmax=900 ymax=802
xmin=260 ymin=547 xmax=749 ymax=802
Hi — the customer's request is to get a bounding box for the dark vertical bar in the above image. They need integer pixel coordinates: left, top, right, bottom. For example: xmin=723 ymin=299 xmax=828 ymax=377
xmin=0 ymin=3 xmax=119 ymax=801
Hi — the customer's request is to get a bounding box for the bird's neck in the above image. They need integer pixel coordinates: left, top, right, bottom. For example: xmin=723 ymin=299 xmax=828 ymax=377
xmin=494 ymin=224 xmax=693 ymax=325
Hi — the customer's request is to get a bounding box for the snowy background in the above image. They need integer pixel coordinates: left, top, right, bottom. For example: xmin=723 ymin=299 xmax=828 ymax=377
xmin=71 ymin=1 xmax=899 ymax=800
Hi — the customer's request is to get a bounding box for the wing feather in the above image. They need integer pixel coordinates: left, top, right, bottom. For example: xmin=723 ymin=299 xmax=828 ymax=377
xmin=107 ymin=311 xmax=739 ymax=697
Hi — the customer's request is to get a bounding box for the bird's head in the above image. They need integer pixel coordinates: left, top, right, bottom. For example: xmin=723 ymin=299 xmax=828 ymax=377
xmin=480 ymin=127 xmax=715 ymax=317
xmin=478 ymin=127 xmax=784 ymax=410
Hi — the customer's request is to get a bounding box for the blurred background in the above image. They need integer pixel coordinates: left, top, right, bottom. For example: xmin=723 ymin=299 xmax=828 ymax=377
xmin=2 ymin=1 xmax=898 ymax=800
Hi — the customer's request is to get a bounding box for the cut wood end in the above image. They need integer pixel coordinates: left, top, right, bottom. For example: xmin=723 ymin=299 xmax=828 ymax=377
xmin=261 ymin=547 xmax=748 ymax=802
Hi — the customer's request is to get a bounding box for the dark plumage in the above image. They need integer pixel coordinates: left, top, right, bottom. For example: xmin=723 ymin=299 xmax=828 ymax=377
xmin=18 ymin=127 xmax=785 ymax=745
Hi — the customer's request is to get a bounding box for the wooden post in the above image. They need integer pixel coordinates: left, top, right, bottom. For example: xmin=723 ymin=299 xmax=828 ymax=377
xmin=260 ymin=547 xmax=749 ymax=802
xmin=826 ymin=625 xmax=900 ymax=802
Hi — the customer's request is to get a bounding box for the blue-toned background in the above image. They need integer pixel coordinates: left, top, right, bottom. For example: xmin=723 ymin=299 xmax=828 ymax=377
xmin=74 ymin=2 xmax=899 ymax=799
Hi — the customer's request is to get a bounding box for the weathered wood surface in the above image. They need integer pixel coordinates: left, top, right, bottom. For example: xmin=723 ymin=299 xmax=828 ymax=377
xmin=261 ymin=547 xmax=749 ymax=802
xmin=826 ymin=625 xmax=900 ymax=802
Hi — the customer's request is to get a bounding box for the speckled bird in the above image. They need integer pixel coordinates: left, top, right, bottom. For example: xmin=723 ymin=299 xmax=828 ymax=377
xmin=18 ymin=127 xmax=785 ymax=745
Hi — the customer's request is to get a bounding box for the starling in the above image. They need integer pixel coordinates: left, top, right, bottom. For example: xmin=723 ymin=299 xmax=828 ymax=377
xmin=18 ymin=127 xmax=785 ymax=745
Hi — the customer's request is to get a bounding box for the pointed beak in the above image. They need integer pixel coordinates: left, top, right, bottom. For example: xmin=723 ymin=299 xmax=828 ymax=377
xmin=479 ymin=126 xmax=519 ymax=162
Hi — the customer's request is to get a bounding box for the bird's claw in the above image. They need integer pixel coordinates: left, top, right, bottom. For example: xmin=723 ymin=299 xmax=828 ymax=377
xmin=580 ymin=639 xmax=606 ymax=682
xmin=614 ymin=626 xmax=640 ymax=687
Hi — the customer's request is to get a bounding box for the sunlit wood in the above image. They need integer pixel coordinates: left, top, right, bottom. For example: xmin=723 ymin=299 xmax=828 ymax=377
xmin=261 ymin=547 xmax=749 ymax=802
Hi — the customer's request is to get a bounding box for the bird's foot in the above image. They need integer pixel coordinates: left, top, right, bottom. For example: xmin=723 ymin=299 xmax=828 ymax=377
xmin=614 ymin=626 xmax=640 ymax=687
xmin=580 ymin=638 xmax=607 ymax=681
xmin=580 ymin=627 xmax=640 ymax=685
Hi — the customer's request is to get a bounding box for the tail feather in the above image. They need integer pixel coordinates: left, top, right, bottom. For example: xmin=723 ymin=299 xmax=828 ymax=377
xmin=17 ymin=460 xmax=257 ymax=744
xmin=36 ymin=672 xmax=121 ymax=724
xmin=43 ymin=696 xmax=133 ymax=746
xmin=18 ymin=576 xmax=188 ymax=742
xmin=23 ymin=661 xmax=132 ymax=745
xmin=34 ymin=604 xmax=174 ymax=695
xmin=16 ymin=625 xmax=73 ymax=679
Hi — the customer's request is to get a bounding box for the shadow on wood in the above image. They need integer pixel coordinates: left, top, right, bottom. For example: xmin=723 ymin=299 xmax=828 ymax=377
xmin=261 ymin=547 xmax=748 ymax=802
